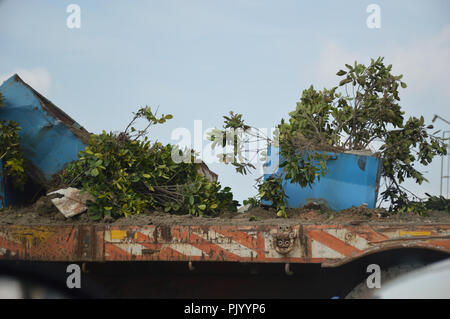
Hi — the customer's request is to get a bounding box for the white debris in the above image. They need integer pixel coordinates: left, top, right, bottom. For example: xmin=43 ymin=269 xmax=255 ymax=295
xmin=47 ymin=187 xmax=94 ymax=218
xmin=237 ymin=204 xmax=251 ymax=213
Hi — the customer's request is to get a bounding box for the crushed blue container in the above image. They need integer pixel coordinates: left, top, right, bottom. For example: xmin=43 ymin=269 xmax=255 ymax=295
xmin=0 ymin=74 xmax=89 ymax=208
xmin=263 ymin=146 xmax=382 ymax=211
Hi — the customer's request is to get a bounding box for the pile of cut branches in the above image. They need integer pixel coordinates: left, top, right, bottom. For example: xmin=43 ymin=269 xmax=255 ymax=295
xmin=63 ymin=106 xmax=238 ymax=220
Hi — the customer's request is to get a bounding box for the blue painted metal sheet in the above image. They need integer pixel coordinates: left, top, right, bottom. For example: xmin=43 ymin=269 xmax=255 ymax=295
xmin=0 ymin=74 xmax=88 ymax=184
xmin=263 ymin=146 xmax=382 ymax=211
xmin=0 ymin=75 xmax=89 ymax=208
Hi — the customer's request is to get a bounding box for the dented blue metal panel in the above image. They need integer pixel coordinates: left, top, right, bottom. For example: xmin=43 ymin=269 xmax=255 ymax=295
xmin=0 ymin=74 xmax=88 ymax=185
xmin=263 ymin=146 xmax=382 ymax=211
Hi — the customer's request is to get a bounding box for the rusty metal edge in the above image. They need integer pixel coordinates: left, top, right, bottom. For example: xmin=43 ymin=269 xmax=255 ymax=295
xmin=321 ymin=243 xmax=450 ymax=268
xmin=0 ymin=223 xmax=449 ymax=264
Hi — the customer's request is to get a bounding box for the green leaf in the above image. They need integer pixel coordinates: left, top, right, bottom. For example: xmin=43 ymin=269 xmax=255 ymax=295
xmin=91 ymin=168 xmax=99 ymax=177
xmin=339 ymin=78 xmax=352 ymax=86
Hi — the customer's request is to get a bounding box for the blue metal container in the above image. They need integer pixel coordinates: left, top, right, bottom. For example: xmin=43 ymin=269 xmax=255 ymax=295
xmin=0 ymin=74 xmax=89 ymax=207
xmin=263 ymin=146 xmax=382 ymax=211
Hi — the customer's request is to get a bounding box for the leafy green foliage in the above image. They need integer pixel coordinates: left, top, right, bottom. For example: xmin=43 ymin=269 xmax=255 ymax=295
xmin=210 ymin=57 xmax=448 ymax=215
xmin=207 ymin=111 xmax=267 ymax=175
xmin=242 ymin=196 xmax=261 ymax=209
xmin=257 ymin=175 xmax=288 ymax=217
xmin=63 ymin=106 xmax=238 ymax=220
xmin=401 ymin=193 xmax=450 ymax=214
xmin=0 ymin=93 xmax=26 ymax=189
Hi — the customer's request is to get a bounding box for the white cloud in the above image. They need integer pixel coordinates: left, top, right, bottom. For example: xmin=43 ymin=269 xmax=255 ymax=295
xmin=316 ymin=25 xmax=450 ymax=98
xmin=316 ymin=41 xmax=363 ymax=87
xmin=0 ymin=67 xmax=51 ymax=95
xmin=390 ymin=25 xmax=450 ymax=98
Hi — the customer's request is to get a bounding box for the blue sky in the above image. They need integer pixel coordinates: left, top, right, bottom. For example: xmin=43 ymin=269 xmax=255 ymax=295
xmin=1 ymin=0 xmax=450 ymax=203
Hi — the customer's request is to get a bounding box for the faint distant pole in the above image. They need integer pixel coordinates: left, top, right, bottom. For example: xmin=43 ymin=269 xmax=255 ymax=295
xmin=366 ymin=4 xmax=381 ymax=29
xmin=442 ymin=131 xmax=450 ymax=199
xmin=433 ymin=115 xmax=450 ymax=198
xmin=66 ymin=4 xmax=81 ymax=29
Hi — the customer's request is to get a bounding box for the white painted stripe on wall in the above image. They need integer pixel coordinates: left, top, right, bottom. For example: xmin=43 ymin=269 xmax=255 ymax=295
xmin=324 ymin=228 xmax=369 ymax=250
xmin=193 ymin=231 xmax=257 ymax=258
xmin=311 ymin=239 xmax=344 ymax=258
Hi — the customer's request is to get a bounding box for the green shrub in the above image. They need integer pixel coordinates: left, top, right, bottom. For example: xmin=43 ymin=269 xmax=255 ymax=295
xmin=63 ymin=106 xmax=238 ymax=220
xmin=210 ymin=57 xmax=448 ymax=215
xmin=0 ymin=93 xmax=26 ymax=189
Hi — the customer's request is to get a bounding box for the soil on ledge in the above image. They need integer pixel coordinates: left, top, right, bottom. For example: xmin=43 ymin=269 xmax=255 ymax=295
xmin=1 ymin=197 xmax=449 ymax=226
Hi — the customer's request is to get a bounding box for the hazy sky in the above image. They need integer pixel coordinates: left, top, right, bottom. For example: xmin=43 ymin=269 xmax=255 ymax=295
xmin=1 ymin=0 xmax=449 ymax=203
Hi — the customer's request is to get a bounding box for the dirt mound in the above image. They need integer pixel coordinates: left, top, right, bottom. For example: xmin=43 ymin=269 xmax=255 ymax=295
xmin=1 ymin=197 xmax=449 ymax=226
